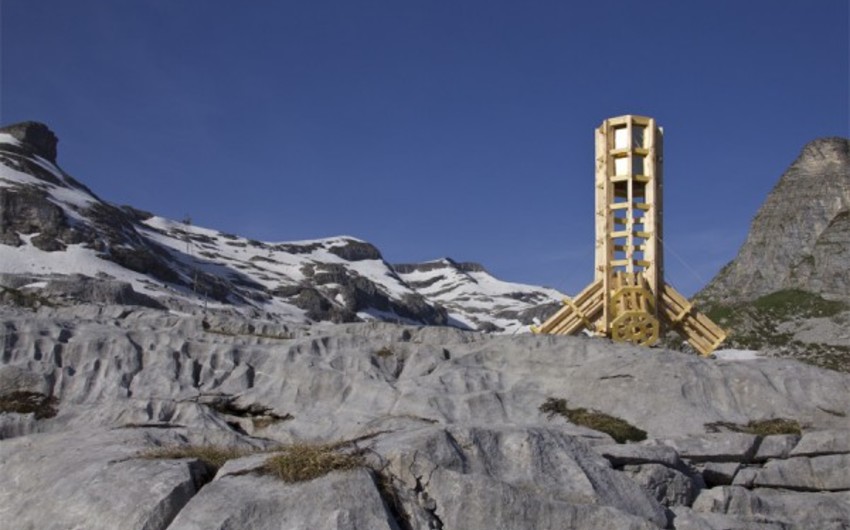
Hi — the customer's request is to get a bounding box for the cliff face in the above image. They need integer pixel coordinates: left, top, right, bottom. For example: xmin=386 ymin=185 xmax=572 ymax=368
xmin=699 ymin=138 xmax=850 ymax=304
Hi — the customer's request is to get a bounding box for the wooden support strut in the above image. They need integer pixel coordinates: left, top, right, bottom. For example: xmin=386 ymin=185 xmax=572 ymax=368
xmin=533 ymin=279 xmax=604 ymax=335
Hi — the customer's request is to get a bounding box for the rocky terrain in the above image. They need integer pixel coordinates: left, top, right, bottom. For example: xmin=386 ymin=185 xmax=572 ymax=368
xmin=1 ymin=305 xmax=849 ymax=529
xmin=0 ymin=121 xmax=563 ymax=334
xmin=696 ymin=137 xmax=850 ymax=372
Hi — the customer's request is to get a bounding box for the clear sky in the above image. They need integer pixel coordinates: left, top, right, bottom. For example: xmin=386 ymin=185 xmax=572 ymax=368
xmin=1 ymin=1 xmax=848 ymax=296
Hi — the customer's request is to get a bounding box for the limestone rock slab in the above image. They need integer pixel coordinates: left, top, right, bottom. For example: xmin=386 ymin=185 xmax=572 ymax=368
xmin=692 ymin=486 xmax=850 ymax=529
xmin=167 ymin=469 xmax=396 ymax=530
xmin=752 ymin=454 xmax=850 ymax=491
xmin=700 ymin=461 xmax=741 ymax=487
xmin=790 ymin=429 xmax=850 ymax=457
xmin=0 ymin=428 xmax=211 ymax=530
xmin=622 ymin=463 xmax=702 ymax=507
xmin=594 ymin=443 xmax=683 ymax=469
xmin=753 ymin=434 xmax=800 ymax=462
xmin=645 ymin=433 xmax=760 ymax=463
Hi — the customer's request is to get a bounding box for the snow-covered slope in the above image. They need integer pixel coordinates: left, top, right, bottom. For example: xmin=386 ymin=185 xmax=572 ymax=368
xmin=0 ymin=121 xmax=565 ymax=331
xmin=394 ymin=259 xmax=563 ymax=332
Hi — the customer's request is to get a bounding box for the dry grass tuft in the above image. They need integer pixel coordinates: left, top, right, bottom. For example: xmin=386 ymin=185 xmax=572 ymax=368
xmin=540 ymin=397 xmax=647 ymax=444
xmin=140 ymin=445 xmax=252 ymax=471
xmin=706 ymin=418 xmax=802 ymax=436
xmin=263 ymin=443 xmax=365 ymax=483
xmin=374 ymin=346 xmax=394 ymax=358
xmin=0 ymin=391 xmax=58 ymax=419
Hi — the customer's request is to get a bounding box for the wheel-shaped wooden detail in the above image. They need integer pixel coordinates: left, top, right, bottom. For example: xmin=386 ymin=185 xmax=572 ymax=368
xmin=610 ymin=311 xmax=660 ymax=347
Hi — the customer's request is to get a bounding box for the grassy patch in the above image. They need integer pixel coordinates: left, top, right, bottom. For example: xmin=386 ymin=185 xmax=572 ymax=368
xmin=753 ymin=289 xmax=846 ymax=319
xmin=705 ymin=418 xmax=802 ymax=436
xmin=143 ymin=431 xmax=382 ymax=483
xmin=263 ymin=443 xmax=365 ymax=482
xmin=540 ymin=397 xmax=647 ymax=443
xmin=375 ymin=346 xmax=394 ymax=358
xmin=699 ymin=290 xmax=850 ymax=373
xmin=251 ymin=414 xmax=293 ymax=430
xmin=0 ymin=391 xmax=58 ymax=419
xmin=140 ymin=445 xmax=252 ymax=471
xmin=0 ymin=287 xmax=54 ymax=309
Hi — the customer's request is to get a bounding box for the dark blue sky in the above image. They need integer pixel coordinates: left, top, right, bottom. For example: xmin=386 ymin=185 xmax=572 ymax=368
xmin=2 ymin=1 xmax=848 ymax=295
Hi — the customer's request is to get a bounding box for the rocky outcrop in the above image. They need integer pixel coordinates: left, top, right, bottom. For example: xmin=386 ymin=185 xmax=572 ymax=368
xmin=700 ymin=137 xmax=850 ymax=304
xmin=0 ymin=121 xmax=59 ymax=163
xmin=0 ymin=186 xmax=88 ymax=249
xmin=1 ymin=307 xmax=849 ymax=528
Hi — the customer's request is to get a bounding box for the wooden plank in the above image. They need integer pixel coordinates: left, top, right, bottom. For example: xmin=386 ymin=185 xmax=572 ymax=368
xmin=659 ymin=283 xmax=726 ymax=355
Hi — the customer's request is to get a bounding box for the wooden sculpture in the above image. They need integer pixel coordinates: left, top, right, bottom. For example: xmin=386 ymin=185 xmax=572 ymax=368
xmin=533 ymin=115 xmax=726 ymax=355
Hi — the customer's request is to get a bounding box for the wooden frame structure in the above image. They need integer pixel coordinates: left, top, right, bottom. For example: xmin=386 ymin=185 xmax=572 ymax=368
xmin=533 ymin=115 xmax=725 ymax=355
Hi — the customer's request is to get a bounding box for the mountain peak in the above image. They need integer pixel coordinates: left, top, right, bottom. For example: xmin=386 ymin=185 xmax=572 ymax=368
xmin=798 ymin=137 xmax=850 ymax=164
xmin=698 ymin=136 xmax=850 ymax=303
xmin=0 ymin=121 xmax=59 ymax=163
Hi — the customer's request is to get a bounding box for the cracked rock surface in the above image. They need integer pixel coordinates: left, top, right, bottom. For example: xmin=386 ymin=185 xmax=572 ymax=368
xmin=1 ymin=305 xmax=849 ymax=529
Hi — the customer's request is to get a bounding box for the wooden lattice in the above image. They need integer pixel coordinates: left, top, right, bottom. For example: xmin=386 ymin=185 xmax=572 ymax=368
xmin=533 ymin=115 xmax=726 ymax=356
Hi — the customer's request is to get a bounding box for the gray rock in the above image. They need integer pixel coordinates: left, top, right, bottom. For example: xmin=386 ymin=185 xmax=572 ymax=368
xmin=369 ymin=425 xmax=668 ymax=528
xmin=751 ymin=454 xmax=850 ymax=491
xmin=790 ymin=429 xmax=850 ymax=457
xmin=2 ymin=309 xmax=850 ymax=529
xmin=594 ymin=443 xmax=684 ymax=469
xmin=326 ymin=238 xmax=383 ymax=261
xmin=40 ymin=275 xmax=165 ymax=308
xmin=0 ymin=365 xmax=48 ymax=395
xmin=670 ymin=506 xmax=786 ymax=529
xmin=693 ymin=486 xmax=850 ymax=529
xmin=622 ymin=463 xmax=702 ymax=507
xmin=414 ymin=468 xmax=663 ymax=530
xmin=167 ymin=469 xmax=397 ymax=530
xmin=0 ymin=428 xmax=214 ymax=530
xmin=645 ymin=433 xmax=760 ymax=463
xmin=792 ymin=210 xmax=850 ymax=298
xmin=0 ymin=121 xmax=59 ymax=162
xmin=731 ymin=467 xmax=759 ymax=488
xmin=753 ymin=434 xmax=801 ymax=462
xmin=699 ymin=461 xmax=741 ymax=487
xmin=0 ymin=412 xmax=38 ymax=439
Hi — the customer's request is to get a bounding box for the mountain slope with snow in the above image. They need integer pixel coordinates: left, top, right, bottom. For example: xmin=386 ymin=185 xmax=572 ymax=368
xmin=0 ymin=121 xmax=565 ymax=331
xmin=394 ymin=259 xmax=563 ymax=332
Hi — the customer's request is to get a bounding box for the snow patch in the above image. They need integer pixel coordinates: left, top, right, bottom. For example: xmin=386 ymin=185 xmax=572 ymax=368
xmin=713 ymin=349 xmax=761 ymax=361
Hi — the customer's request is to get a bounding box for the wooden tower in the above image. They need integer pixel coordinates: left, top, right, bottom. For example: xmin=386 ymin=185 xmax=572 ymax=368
xmin=533 ymin=115 xmax=726 ymax=355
